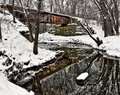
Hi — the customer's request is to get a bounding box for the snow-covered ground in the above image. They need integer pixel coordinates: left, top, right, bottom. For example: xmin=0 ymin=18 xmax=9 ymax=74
xmin=0 ymin=11 xmax=57 ymax=70
xmin=100 ymin=36 xmax=120 ymax=57
xmin=0 ymin=73 xmax=34 ymax=95
xmin=0 ymin=11 xmax=57 ymax=95
xmin=39 ymin=20 xmax=120 ymax=58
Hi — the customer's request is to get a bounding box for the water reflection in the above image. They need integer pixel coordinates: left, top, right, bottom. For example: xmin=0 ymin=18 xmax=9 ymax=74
xmin=34 ymin=47 xmax=92 ymax=80
xmin=19 ymin=43 xmax=120 ymax=95
xmin=39 ymin=53 xmax=120 ymax=95
xmin=21 ymin=45 xmax=93 ymax=94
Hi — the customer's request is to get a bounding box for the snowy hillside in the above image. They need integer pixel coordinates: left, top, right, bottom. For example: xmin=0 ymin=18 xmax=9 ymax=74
xmin=0 ymin=10 xmax=57 ymax=70
xmin=0 ymin=73 xmax=34 ymax=95
xmin=0 ymin=11 xmax=57 ymax=95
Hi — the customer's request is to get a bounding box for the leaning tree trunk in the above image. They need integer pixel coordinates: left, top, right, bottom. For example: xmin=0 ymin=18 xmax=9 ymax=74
xmin=18 ymin=0 xmax=34 ymax=42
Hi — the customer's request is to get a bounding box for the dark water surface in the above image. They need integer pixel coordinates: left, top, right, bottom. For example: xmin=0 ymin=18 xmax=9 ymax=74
xmin=20 ymin=43 xmax=120 ymax=95
xmin=39 ymin=53 xmax=120 ymax=95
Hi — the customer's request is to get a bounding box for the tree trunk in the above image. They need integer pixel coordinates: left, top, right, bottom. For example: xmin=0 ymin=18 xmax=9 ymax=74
xmin=103 ymin=17 xmax=114 ymax=37
xmin=12 ymin=0 xmax=16 ymax=23
xmin=33 ymin=0 xmax=42 ymax=55
xmin=99 ymin=0 xmax=119 ymax=37
xmin=0 ymin=21 xmax=2 ymax=40
xmin=71 ymin=1 xmax=77 ymax=16
xmin=113 ymin=0 xmax=119 ymax=35
xmin=50 ymin=0 xmax=53 ymax=12
xmin=27 ymin=15 xmax=34 ymax=42
xmin=18 ymin=0 xmax=34 ymax=42
xmin=26 ymin=0 xmax=34 ymax=42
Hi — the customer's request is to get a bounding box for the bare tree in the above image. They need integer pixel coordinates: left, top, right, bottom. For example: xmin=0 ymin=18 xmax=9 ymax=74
xmin=12 ymin=0 xmax=16 ymax=23
xmin=33 ymin=0 xmax=42 ymax=55
xmin=48 ymin=0 xmax=77 ymax=15
xmin=18 ymin=0 xmax=34 ymax=42
xmin=49 ymin=0 xmax=53 ymax=12
xmin=91 ymin=0 xmax=119 ymax=37
xmin=70 ymin=0 xmax=78 ymax=16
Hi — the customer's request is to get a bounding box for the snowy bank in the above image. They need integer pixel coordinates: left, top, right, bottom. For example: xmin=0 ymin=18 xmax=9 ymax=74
xmin=0 ymin=11 xmax=56 ymax=69
xmin=100 ymin=36 xmax=120 ymax=57
xmin=75 ymin=18 xmax=120 ymax=58
xmin=0 ymin=73 xmax=34 ymax=95
xmin=39 ymin=32 xmax=96 ymax=47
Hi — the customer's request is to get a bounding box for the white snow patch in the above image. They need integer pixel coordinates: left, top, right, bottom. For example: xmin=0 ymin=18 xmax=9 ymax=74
xmin=0 ymin=73 xmax=34 ymax=95
xmin=76 ymin=72 xmax=89 ymax=80
xmin=100 ymin=36 xmax=120 ymax=57
xmin=39 ymin=32 xmax=96 ymax=47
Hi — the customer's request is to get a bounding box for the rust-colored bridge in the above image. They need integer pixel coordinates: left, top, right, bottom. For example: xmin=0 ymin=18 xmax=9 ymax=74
xmin=1 ymin=4 xmax=74 ymax=25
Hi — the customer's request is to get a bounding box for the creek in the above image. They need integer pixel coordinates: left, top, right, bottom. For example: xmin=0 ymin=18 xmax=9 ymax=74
xmin=11 ymin=43 xmax=120 ymax=95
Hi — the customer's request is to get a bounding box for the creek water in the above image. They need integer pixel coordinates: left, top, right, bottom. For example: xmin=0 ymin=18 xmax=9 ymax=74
xmin=17 ymin=43 xmax=120 ymax=95
xmin=39 ymin=53 xmax=120 ymax=95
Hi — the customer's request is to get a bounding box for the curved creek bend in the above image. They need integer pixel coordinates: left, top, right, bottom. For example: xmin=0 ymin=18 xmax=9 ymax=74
xmin=12 ymin=43 xmax=120 ymax=95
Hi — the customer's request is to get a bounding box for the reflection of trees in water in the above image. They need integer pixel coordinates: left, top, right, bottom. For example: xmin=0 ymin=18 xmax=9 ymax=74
xmin=28 ymin=53 xmax=120 ymax=95
xmin=79 ymin=53 xmax=120 ymax=95
xmin=98 ymin=58 xmax=120 ymax=95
